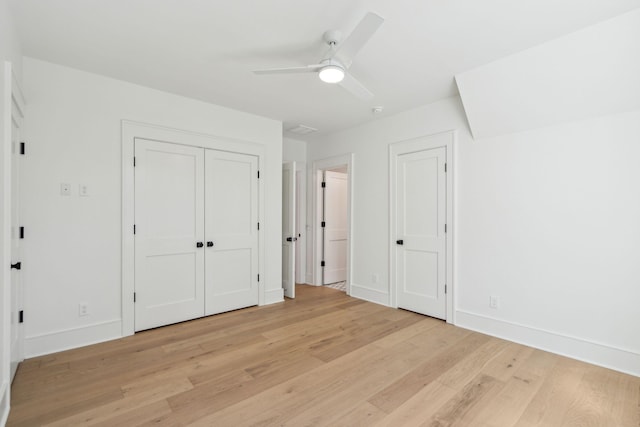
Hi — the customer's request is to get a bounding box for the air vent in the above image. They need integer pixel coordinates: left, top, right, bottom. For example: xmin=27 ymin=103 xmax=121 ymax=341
xmin=287 ymin=124 xmax=318 ymax=135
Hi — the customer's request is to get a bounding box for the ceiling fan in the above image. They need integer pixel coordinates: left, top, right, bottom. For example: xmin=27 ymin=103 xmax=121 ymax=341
xmin=252 ymin=12 xmax=384 ymax=100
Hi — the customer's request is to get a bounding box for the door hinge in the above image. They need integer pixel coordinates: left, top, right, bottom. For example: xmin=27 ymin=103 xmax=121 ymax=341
xmin=133 ymin=157 xmax=136 ymax=167
xmin=20 ymin=142 xmax=25 ymax=155
xmin=321 ymin=261 xmax=325 ymax=267
xmin=11 ymin=262 xmax=21 ymax=270
xmin=257 ymin=170 xmax=260 ymax=179
xmin=133 ymin=292 xmax=136 ymax=303
xmin=19 ymin=310 xmax=24 ymax=323
xmin=257 ymin=274 xmax=260 ymax=282
xmin=445 ymin=224 xmax=447 ymax=233
xmin=444 ymin=162 xmax=447 ymax=173
xmin=321 ymin=181 xmax=326 ymax=188
xmin=20 ymin=226 xmax=24 ymax=239
xmin=321 ymin=221 xmax=326 ymax=228
xmin=257 ymin=222 xmax=260 ymax=230
xmin=445 ymin=284 xmax=447 ymax=294
xmin=133 ymin=224 xmax=136 ymax=234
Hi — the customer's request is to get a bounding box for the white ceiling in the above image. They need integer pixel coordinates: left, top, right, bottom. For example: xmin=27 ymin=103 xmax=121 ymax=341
xmin=12 ymin=0 xmax=640 ymax=136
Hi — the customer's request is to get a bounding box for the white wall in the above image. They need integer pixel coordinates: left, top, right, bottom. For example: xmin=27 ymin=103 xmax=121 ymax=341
xmin=308 ymin=96 xmax=640 ymax=376
xmin=283 ymin=137 xmax=307 ymax=164
xmin=21 ymin=58 xmax=283 ymax=357
xmin=0 ymin=0 xmax=22 ymax=422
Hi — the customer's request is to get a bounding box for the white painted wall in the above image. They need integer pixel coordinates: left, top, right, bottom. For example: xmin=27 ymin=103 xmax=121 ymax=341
xmin=456 ymin=8 xmax=640 ymax=139
xmin=283 ymin=137 xmax=308 ymax=285
xmin=0 ymin=0 xmax=22 ymax=422
xmin=308 ymin=96 xmax=640 ymax=376
xmin=21 ymin=58 xmax=283 ymax=357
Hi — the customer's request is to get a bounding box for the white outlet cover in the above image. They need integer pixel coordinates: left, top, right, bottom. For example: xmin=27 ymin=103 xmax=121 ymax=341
xmin=79 ymin=184 xmax=89 ymax=197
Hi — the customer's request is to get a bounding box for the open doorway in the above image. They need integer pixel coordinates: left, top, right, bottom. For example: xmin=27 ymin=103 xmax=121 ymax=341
xmin=312 ymin=154 xmax=353 ymax=294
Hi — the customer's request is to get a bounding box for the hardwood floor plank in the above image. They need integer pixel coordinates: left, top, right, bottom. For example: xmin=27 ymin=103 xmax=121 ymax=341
xmin=424 ymin=374 xmax=504 ymax=427
xmin=367 ymin=331 xmax=489 ymax=413
xmin=7 ymin=285 xmax=639 ymax=427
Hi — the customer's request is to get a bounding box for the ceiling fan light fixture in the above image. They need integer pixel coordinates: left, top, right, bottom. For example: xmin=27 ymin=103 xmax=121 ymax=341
xmin=319 ymin=65 xmax=345 ymax=84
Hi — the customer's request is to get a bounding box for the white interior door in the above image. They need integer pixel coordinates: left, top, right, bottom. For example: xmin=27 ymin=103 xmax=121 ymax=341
xmin=396 ymin=146 xmax=447 ymax=319
xmin=205 ymin=150 xmax=259 ymax=315
xmin=134 ymin=139 xmax=205 ymax=331
xmin=9 ymin=86 xmax=25 ymax=381
xmin=322 ymin=171 xmax=348 ymax=284
xmin=282 ymin=162 xmax=296 ymax=298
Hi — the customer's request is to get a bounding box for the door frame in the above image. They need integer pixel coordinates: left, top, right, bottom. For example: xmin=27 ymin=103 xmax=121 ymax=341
xmin=389 ymin=130 xmax=456 ymax=323
xmin=121 ymin=121 xmax=265 ymax=337
xmin=311 ymin=154 xmax=354 ymax=293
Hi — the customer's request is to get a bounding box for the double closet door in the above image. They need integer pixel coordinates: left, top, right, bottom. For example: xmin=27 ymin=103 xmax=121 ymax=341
xmin=134 ymin=139 xmax=259 ymax=331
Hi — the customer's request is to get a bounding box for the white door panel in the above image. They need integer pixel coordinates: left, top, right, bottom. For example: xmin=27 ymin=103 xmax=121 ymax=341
xmin=282 ymin=162 xmax=296 ymax=298
xmin=134 ymin=139 xmax=205 ymax=331
xmin=10 ymin=97 xmax=24 ymax=381
xmin=396 ymin=147 xmax=447 ymax=319
xmin=205 ymin=150 xmax=259 ymax=315
xmin=323 ymin=171 xmax=348 ymax=284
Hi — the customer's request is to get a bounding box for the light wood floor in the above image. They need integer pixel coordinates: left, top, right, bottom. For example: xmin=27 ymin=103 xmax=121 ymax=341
xmin=8 ymin=285 xmax=640 ymax=426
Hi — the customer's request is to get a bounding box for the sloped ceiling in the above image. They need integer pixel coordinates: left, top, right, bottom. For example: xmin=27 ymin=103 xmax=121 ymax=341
xmin=11 ymin=0 xmax=640 ymax=136
xmin=456 ymin=9 xmax=640 ymax=139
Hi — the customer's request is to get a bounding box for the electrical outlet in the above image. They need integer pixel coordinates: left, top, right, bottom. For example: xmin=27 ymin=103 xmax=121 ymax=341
xmin=78 ymin=302 xmax=89 ymax=317
xmin=372 ymin=274 xmax=379 ymax=284
xmin=60 ymin=183 xmax=71 ymax=196
xmin=490 ymin=296 xmax=500 ymax=309
xmin=79 ymin=184 xmax=89 ymax=197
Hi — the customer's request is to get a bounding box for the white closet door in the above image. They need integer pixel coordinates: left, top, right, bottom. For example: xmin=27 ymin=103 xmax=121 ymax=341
xmin=322 ymin=171 xmax=348 ymax=284
xmin=134 ymin=139 xmax=205 ymax=331
xmin=396 ymin=146 xmax=447 ymax=319
xmin=205 ymin=150 xmax=259 ymax=315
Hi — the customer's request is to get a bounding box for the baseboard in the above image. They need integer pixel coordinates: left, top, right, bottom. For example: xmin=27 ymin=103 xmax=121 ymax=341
xmin=264 ymin=288 xmax=284 ymax=305
xmin=350 ymin=283 xmax=390 ymax=306
xmin=455 ymin=309 xmax=640 ymax=377
xmin=305 ymin=273 xmax=313 ymax=284
xmin=24 ymin=319 xmax=122 ymax=358
xmin=1 ymin=381 xmax=9 ymax=427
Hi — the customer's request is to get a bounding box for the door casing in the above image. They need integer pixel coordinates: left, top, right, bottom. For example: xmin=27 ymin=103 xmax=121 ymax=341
xmin=389 ymin=130 xmax=456 ymax=323
xmin=122 ymin=121 xmax=265 ymax=337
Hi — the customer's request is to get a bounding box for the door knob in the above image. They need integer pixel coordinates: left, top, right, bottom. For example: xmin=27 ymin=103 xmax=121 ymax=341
xmin=11 ymin=261 xmax=21 ymax=270
xmin=196 ymin=242 xmax=204 ymax=248
xmin=207 ymin=241 xmax=214 ymax=247
xmin=396 ymin=239 xmax=404 ymax=245
xmin=286 ymin=237 xmax=298 ymax=242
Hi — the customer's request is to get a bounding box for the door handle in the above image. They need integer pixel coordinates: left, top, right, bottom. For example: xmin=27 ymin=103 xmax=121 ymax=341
xmin=396 ymin=239 xmax=404 ymax=245
xmin=286 ymin=237 xmax=298 ymax=242
xmin=196 ymin=242 xmax=204 ymax=248
xmin=207 ymin=241 xmax=214 ymax=247
xmin=11 ymin=261 xmax=21 ymax=270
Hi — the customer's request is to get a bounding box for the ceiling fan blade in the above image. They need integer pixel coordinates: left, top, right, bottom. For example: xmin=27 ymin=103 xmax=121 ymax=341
xmin=253 ymin=64 xmax=323 ymax=75
xmin=339 ymin=73 xmax=374 ymax=100
xmin=334 ymin=12 xmax=384 ymax=68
